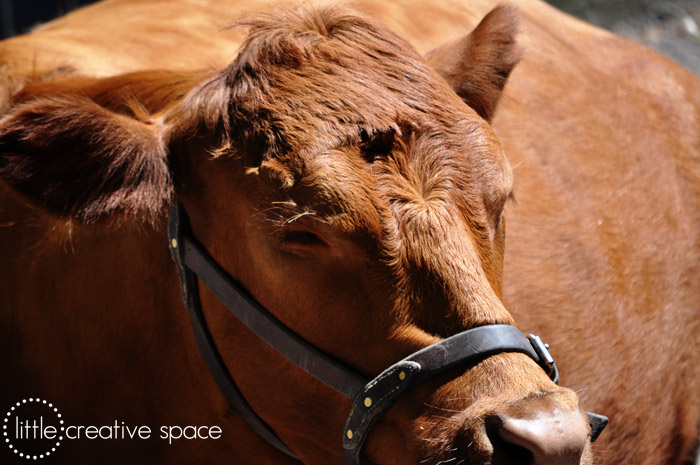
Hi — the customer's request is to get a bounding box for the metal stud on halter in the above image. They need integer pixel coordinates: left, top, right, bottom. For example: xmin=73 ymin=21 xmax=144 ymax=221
xmin=168 ymin=203 xmax=608 ymax=463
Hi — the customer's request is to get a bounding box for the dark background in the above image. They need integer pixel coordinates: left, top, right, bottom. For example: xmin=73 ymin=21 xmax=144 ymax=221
xmin=0 ymin=0 xmax=95 ymax=38
xmin=549 ymin=0 xmax=700 ymax=75
xmin=1 ymin=0 xmax=699 ymax=75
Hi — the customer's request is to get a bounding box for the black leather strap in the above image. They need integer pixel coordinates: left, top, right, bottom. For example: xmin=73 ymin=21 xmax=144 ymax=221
xmin=167 ymin=204 xmax=607 ymax=464
xmin=180 ymin=234 xmax=369 ymax=397
xmin=342 ymin=325 xmax=555 ymax=464
xmin=169 ymin=205 xmax=300 ymax=459
xmin=587 ymin=412 xmax=609 ymax=442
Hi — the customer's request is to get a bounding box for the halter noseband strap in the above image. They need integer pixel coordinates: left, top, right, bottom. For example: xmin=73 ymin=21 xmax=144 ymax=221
xmin=167 ymin=204 xmax=607 ymax=464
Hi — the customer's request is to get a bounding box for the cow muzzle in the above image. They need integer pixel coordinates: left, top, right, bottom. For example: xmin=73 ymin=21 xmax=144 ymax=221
xmin=168 ymin=204 xmax=607 ymax=464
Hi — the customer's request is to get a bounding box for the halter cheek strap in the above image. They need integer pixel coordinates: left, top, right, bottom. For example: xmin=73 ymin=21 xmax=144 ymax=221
xmin=168 ymin=204 xmax=301 ymax=458
xmin=167 ymin=204 xmax=607 ymax=464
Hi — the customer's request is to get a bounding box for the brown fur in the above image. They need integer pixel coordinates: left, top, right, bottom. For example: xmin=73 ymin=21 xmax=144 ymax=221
xmin=0 ymin=1 xmax=698 ymax=465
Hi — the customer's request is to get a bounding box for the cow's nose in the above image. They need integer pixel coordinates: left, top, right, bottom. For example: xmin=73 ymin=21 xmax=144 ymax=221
xmin=485 ymin=406 xmax=590 ymax=465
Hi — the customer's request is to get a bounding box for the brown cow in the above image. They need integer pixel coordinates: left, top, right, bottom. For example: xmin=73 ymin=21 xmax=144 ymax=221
xmin=0 ymin=1 xmax=698 ymax=465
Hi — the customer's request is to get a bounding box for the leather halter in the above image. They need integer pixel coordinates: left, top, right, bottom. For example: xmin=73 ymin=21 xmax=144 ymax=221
xmin=168 ymin=203 xmax=607 ymax=464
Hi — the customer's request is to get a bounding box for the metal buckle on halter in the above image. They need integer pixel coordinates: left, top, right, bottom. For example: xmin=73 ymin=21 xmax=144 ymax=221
xmin=528 ymin=334 xmax=559 ymax=384
xmin=169 ymin=203 xmax=607 ymax=462
xmin=527 ymin=334 xmax=608 ymax=440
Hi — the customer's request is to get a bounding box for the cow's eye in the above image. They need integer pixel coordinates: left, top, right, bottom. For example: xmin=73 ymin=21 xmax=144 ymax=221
xmin=280 ymin=229 xmax=327 ymax=248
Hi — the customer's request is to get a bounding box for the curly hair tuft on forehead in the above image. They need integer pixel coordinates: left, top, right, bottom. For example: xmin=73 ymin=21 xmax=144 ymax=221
xmin=168 ymin=4 xmax=464 ymax=166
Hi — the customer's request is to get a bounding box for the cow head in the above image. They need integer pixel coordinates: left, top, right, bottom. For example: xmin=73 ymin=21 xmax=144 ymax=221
xmin=0 ymin=5 xmax=593 ymax=464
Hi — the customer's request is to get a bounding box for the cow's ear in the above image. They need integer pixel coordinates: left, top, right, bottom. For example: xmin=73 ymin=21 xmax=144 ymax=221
xmin=0 ymin=95 xmax=171 ymax=222
xmin=425 ymin=5 xmax=521 ymax=122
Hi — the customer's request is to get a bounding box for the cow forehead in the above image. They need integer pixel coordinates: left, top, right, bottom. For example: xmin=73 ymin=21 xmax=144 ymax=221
xmin=202 ymin=6 xmax=511 ymax=240
xmin=252 ymin=118 xmax=509 ymax=243
xmin=222 ymin=5 xmax=479 ymax=158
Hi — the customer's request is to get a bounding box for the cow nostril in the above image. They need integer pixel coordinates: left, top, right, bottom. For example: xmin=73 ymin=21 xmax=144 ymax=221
xmin=484 ymin=408 xmax=589 ymax=465
xmin=485 ymin=416 xmax=535 ymax=465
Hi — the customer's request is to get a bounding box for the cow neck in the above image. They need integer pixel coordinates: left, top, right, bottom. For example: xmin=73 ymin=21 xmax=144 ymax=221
xmin=167 ymin=203 xmax=607 ymax=464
